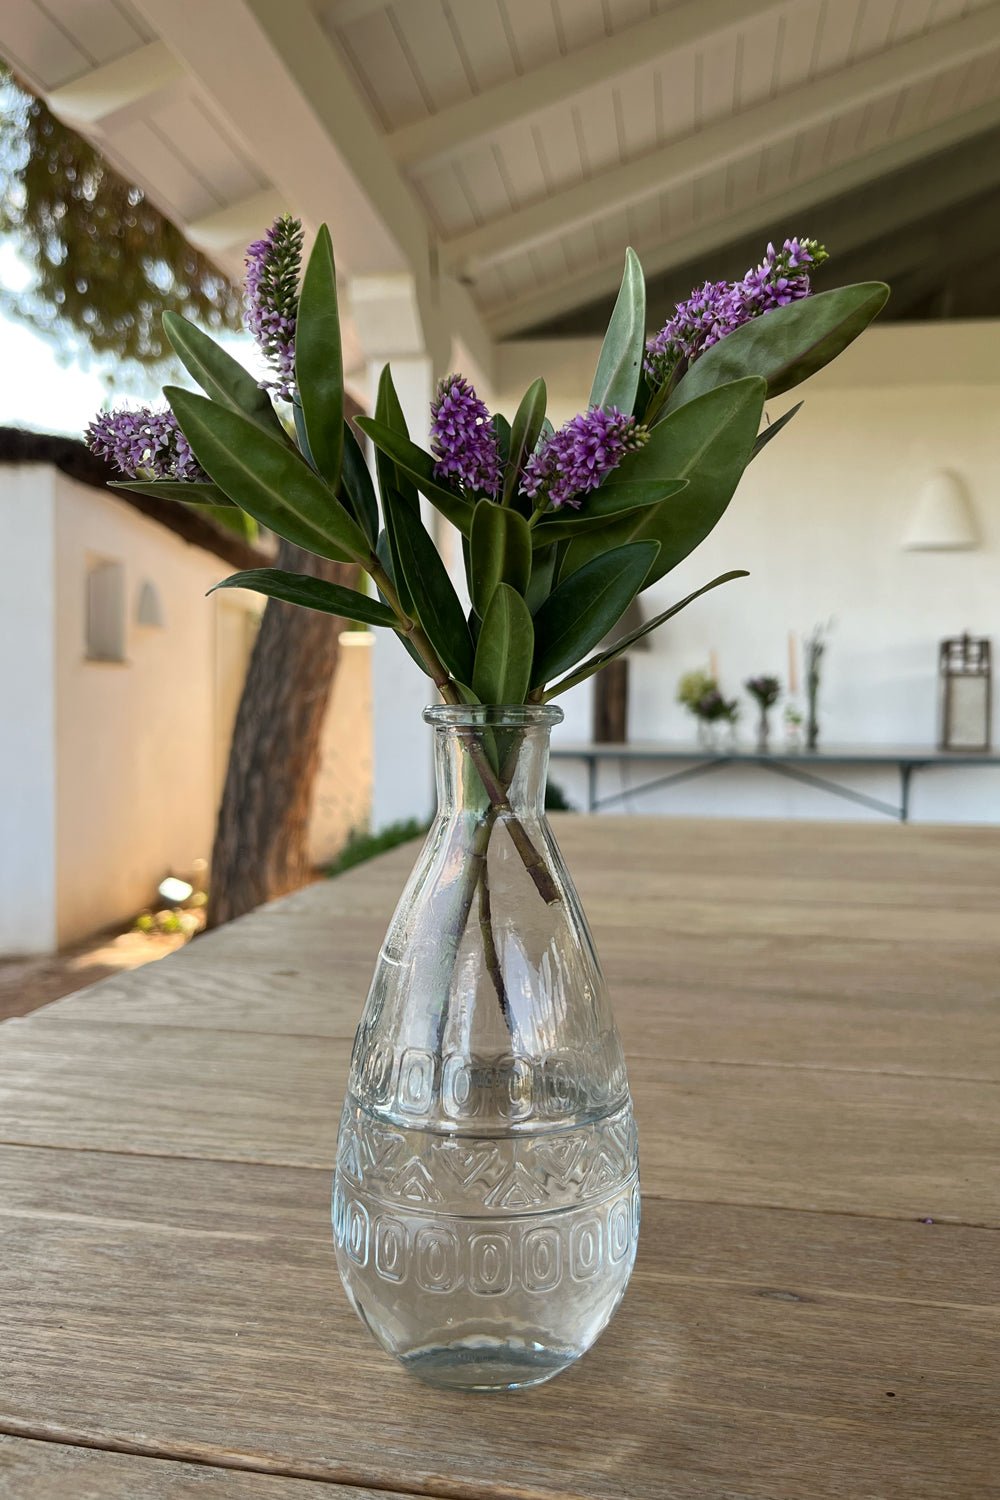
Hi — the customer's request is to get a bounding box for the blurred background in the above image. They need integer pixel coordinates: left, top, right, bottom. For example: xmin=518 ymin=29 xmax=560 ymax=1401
xmin=1 ymin=0 xmax=998 ymax=1008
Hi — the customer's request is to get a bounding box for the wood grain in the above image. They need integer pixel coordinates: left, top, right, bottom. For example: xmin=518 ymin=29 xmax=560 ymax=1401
xmin=0 ymin=1150 xmax=997 ymax=1500
xmin=0 ymin=1017 xmax=996 ymax=1223
xmin=0 ymin=1436 xmax=406 ymax=1499
xmin=1 ymin=816 xmax=998 ymax=1497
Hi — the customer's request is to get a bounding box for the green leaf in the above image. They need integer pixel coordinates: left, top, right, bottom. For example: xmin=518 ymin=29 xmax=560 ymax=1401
xmin=472 ymin=584 xmax=534 ymax=706
xmin=469 ymin=501 xmax=532 ymax=615
xmin=109 ymin=479 xmax=235 ymax=506
xmin=373 ymin=364 xmax=417 ymax=504
xmin=375 ymin=530 xmax=425 ymax=673
xmin=295 ymin=224 xmax=343 ymax=489
xmin=532 ymin=479 xmax=686 ymax=543
xmin=502 ymin=378 xmax=547 ymax=505
xmin=387 ymin=492 xmax=474 ymax=683
xmin=356 ymin=415 xmax=474 ymax=536
xmin=589 ymin=247 xmax=646 ymax=416
xmin=531 ymin=540 xmax=658 ymax=688
xmin=209 ymin=568 xmax=397 ymax=628
xmin=494 ymin=413 xmax=512 ymax=470
xmin=751 ymin=401 xmax=802 ymax=460
xmin=162 ymin=312 xmax=285 ymax=440
xmin=524 ymin=544 xmax=559 ymax=615
xmin=198 ymin=506 xmax=258 ymax=541
xmin=341 ymin=422 xmax=379 ymax=543
xmin=562 ymin=376 xmax=765 ymax=586
xmin=165 ymin=386 xmax=370 ymax=564
xmin=667 ymin=283 xmax=890 ymax=410
xmin=542 ymin=570 xmax=749 ymax=699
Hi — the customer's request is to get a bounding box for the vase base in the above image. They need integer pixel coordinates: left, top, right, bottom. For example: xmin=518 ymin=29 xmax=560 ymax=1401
xmin=400 ymin=1337 xmax=575 ymax=1393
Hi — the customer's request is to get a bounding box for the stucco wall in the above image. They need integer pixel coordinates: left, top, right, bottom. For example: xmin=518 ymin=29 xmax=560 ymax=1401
xmin=53 ymin=475 xmax=253 ymax=943
xmin=500 ymin=320 xmax=1000 ymax=823
xmin=0 ymin=468 xmax=374 ymax=955
xmin=0 ymin=465 xmax=57 ymax=953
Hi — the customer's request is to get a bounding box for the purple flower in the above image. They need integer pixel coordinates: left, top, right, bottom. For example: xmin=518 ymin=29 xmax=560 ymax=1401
xmin=521 ymin=406 xmax=648 ymax=510
xmin=86 ymin=406 xmax=208 ymax=481
xmin=430 ymin=374 xmax=500 ymax=497
xmin=644 ymin=236 xmax=828 ymax=385
xmin=244 ymin=213 xmax=303 ymax=401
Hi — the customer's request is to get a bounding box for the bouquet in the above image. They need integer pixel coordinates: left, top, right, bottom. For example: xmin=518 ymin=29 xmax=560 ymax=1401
xmin=86 ymin=219 xmax=886 ymax=893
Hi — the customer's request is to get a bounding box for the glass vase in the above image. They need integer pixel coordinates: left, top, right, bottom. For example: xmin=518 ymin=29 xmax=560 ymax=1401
xmin=333 ymin=704 xmax=639 ymax=1392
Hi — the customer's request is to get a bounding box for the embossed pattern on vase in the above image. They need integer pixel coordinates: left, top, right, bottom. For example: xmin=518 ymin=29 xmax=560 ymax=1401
xmin=332 ymin=707 xmax=640 ymax=1390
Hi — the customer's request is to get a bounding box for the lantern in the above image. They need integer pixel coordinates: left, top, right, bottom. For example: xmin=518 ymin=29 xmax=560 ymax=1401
xmin=939 ymin=635 xmax=992 ymax=751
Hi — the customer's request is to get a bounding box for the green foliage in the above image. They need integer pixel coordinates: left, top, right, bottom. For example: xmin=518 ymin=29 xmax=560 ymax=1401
xmin=531 ymin=542 xmax=659 ymax=688
xmin=162 ymin=311 xmax=284 ymax=437
xmin=0 ymin=68 xmax=241 ymax=363
xmin=589 ymin=247 xmax=645 ymax=415
xmin=295 ymin=225 xmax=343 ymax=488
xmin=386 ymin=494 xmax=474 ymax=683
xmin=543 ymin=571 xmax=749 ymax=700
xmin=137 ymin=222 xmax=887 ymax=710
xmin=502 ymin=379 xmax=547 ymax=506
xmin=209 ymin=569 xmax=397 ymax=628
xmin=164 ymin=385 xmax=369 ymax=563
xmin=473 ymin=584 xmax=534 ymax=705
xmin=667 ymin=283 xmax=890 ymax=410
xmin=328 ymin=820 xmax=428 ymax=878
xmin=469 ymin=502 xmax=532 ymax=615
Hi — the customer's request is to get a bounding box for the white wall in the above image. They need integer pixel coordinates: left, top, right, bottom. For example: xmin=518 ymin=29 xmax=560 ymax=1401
xmin=0 ymin=466 xmax=57 ymax=952
xmin=53 ymin=474 xmax=253 ymax=944
xmin=0 ymin=466 xmax=375 ymax=955
xmin=504 ymin=321 xmax=1000 ymax=823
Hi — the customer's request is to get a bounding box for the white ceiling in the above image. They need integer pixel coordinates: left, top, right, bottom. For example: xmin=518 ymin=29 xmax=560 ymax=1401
xmin=3 ymin=0 xmax=999 ymax=363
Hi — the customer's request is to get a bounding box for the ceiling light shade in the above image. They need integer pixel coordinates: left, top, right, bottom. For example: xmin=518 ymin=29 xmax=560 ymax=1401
xmin=902 ymin=470 xmax=978 ymax=552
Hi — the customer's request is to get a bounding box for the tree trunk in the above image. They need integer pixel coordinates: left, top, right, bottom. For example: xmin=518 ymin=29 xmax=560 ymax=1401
xmin=207 ymin=539 xmax=355 ymax=927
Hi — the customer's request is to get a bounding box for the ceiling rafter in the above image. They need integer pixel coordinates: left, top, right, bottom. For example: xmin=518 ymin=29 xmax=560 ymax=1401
xmin=124 ymin=0 xmax=494 ymax=380
xmin=46 ymin=40 xmax=184 ymax=132
xmin=486 ymin=95 xmax=1000 ymax=336
xmin=445 ymin=5 xmax=1000 ymax=278
xmin=388 ymin=0 xmax=790 ymax=171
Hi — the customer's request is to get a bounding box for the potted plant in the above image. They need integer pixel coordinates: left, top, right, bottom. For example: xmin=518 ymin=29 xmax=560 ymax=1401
xmin=87 ymin=223 xmax=887 ymax=1390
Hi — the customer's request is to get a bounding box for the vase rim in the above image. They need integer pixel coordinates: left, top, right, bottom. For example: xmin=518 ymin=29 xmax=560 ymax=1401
xmin=424 ymin=703 xmax=564 ymax=729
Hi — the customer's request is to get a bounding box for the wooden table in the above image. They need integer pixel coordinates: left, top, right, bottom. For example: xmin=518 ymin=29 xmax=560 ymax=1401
xmin=1 ymin=816 xmax=998 ymax=1498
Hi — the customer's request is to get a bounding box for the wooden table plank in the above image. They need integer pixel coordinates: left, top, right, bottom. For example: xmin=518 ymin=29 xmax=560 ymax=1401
xmin=0 ymin=1017 xmax=996 ymax=1224
xmin=0 ymin=1436 xmax=407 ymax=1499
xmin=0 ymin=1149 xmax=997 ymax=1500
xmin=2 ymin=817 xmax=998 ymax=1499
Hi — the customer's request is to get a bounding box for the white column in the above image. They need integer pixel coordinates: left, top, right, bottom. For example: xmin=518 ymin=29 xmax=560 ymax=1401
xmin=0 ymin=467 xmax=57 ymax=953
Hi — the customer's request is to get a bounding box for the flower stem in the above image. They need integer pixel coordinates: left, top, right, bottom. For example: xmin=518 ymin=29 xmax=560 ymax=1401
xmin=367 ymin=551 xmax=560 ymax=907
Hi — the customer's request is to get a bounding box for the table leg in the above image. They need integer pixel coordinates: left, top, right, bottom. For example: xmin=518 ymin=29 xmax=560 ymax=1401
xmin=587 ymin=756 xmax=598 ymax=813
xmin=900 ymin=764 xmax=913 ymax=823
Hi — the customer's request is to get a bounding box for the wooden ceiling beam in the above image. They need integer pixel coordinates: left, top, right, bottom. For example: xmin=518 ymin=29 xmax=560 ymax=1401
xmin=449 ymin=5 xmax=1000 ymax=278
xmin=388 ymin=0 xmax=789 ymax=171
xmin=487 ymin=95 xmax=1000 ymax=336
xmin=46 ymin=40 xmax=183 ymax=133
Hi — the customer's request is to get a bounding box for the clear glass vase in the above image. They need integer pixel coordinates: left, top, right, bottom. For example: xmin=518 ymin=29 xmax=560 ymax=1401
xmin=333 ymin=704 xmax=639 ymax=1392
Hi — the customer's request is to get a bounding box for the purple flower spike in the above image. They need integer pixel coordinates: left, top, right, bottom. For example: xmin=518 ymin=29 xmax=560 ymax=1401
xmin=244 ymin=213 xmax=303 ymax=401
xmin=644 ymin=235 xmax=828 ymax=385
xmin=86 ymin=406 xmax=208 ymax=482
xmin=521 ymin=406 xmax=648 ymax=511
xmin=430 ymin=374 xmax=500 ymax=497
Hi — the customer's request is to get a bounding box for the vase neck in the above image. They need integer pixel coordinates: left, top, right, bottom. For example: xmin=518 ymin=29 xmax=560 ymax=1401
xmin=425 ymin=704 xmax=563 ymax=820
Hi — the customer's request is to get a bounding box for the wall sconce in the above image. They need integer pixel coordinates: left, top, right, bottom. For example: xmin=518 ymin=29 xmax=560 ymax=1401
xmin=902 ymin=470 xmax=978 ymax=551
xmin=136 ymin=580 xmax=166 ymax=628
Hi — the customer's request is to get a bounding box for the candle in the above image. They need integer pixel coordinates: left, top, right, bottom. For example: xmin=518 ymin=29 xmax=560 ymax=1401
xmin=788 ymin=631 xmax=798 ymax=696
xmin=709 ymin=649 xmax=719 ymax=682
